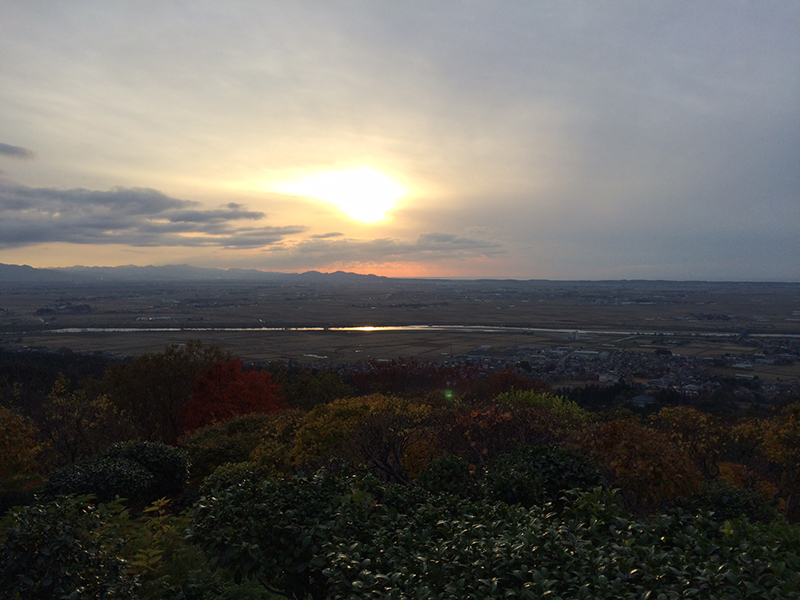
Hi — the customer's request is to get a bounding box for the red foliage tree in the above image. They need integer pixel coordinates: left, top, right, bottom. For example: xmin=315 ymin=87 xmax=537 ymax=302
xmin=180 ymin=359 xmax=287 ymax=435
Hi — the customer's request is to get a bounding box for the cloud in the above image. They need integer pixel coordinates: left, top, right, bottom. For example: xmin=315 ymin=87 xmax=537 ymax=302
xmin=250 ymin=233 xmax=504 ymax=271
xmin=311 ymin=232 xmax=344 ymax=239
xmin=0 ymin=183 xmax=305 ymax=249
xmin=0 ymin=143 xmax=35 ymax=159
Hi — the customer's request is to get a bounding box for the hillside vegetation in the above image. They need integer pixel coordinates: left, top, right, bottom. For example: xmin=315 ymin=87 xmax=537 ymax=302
xmin=1 ymin=343 xmax=799 ymax=599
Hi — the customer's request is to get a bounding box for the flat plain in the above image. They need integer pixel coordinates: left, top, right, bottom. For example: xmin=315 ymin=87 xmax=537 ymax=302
xmin=1 ymin=280 xmax=799 ymax=380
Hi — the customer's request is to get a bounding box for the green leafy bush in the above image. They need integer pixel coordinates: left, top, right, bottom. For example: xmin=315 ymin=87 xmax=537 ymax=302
xmin=416 ymin=455 xmax=475 ymax=498
xmin=42 ymin=441 xmax=188 ymax=503
xmin=484 ymin=445 xmax=605 ymax=508
xmin=0 ymin=495 xmax=139 ymax=599
xmin=191 ymin=469 xmax=357 ymax=600
xmin=103 ymin=440 xmax=189 ymax=498
xmin=42 ymin=456 xmax=155 ymax=502
xmin=668 ymin=479 xmax=779 ymax=523
xmin=199 ymin=462 xmax=259 ymax=494
xmin=192 ymin=469 xmax=800 ymax=599
xmin=180 ymin=413 xmax=275 ymax=482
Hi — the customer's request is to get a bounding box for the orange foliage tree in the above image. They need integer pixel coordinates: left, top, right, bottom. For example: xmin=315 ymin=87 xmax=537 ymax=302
xmin=435 ymin=392 xmax=592 ymax=468
xmin=180 ymin=359 xmax=287 ymax=435
xmin=577 ymin=419 xmax=702 ymax=511
xmin=651 ymin=406 xmax=725 ymax=480
xmin=762 ymin=403 xmax=800 ymax=519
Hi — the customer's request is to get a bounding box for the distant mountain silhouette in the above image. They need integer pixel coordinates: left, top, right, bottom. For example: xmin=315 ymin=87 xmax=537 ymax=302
xmin=0 ymin=263 xmax=73 ymax=282
xmin=0 ymin=263 xmax=386 ymax=283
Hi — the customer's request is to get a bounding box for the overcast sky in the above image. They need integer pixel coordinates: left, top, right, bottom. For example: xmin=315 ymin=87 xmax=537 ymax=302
xmin=1 ymin=1 xmax=798 ymax=279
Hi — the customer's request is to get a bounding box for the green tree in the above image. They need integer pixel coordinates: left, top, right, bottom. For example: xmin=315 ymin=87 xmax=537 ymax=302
xmin=103 ymin=341 xmax=227 ymax=443
xmin=40 ymin=373 xmax=132 ymax=468
xmin=181 ymin=413 xmax=280 ymax=482
xmin=0 ymin=406 xmax=41 ymax=486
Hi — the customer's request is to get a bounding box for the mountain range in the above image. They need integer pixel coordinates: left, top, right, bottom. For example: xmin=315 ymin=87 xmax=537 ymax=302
xmin=0 ymin=263 xmax=386 ymax=283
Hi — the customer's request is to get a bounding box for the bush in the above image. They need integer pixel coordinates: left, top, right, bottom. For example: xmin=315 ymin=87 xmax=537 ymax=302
xmin=0 ymin=488 xmax=38 ymax=517
xmin=180 ymin=413 xmax=275 ymax=482
xmin=191 ymin=469 xmax=358 ymax=600
xmin=42 ymin=441 xmax=189 ymax=504
xmin=0 ymin=495 xmax=139 ymax=599
xmin=484 ymin=445 xmax=605 ymax=508
xmin=416 ymin=455 xmax=475 ymax=498
xmin=191 ymin=469 xmax=800 ymax=599
xmin=43 ymin=457 xmax=155 ymax=502
xmin=103 ymin=440 xmax=189 ymax=498
xmin=249 ymin=410 xmax=305 ymax=477
xmin=668 ymin=480 xmax=779 ymax=523
xmin=199 ymin=462 xmax=259 ymax=495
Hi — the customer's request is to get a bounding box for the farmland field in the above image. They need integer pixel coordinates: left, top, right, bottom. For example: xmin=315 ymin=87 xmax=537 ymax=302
xmin=1 ymin=279 xmax=798 ymax=374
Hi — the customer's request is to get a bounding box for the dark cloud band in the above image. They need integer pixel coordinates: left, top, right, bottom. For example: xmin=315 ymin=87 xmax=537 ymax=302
xmin=0 ymin=143 xmax=35 ymax=159
xmin=0 ymin=183 xmax=305 ymax=249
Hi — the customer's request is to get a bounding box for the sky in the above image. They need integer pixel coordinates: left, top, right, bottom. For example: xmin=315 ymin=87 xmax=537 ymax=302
xmin=1 ymin=1 xmax=798 ymax=280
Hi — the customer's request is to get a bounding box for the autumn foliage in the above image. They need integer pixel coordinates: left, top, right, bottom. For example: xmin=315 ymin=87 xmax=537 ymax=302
xmin=0 ymin=406 xmax=40 ymax=484
xmin=576 ymin=418 xmax=703 ymax=510
xmin=179 ymin=358 xmax=287 ymax=435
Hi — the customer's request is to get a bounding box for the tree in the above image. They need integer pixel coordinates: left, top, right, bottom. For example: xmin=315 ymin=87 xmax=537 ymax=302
xmin=651 ymin=406 xmax=724 ymax=480
xmin=289 ymin=394 xmax=430 ymax=482
xmin=266 ymin=364 xmax=354 ymax=410
xmin=103 ymin=341 xmax=228 ymax=443
xmin=762 ymin=403 xmax=800 ymax=519
xmin=179 ymin=358 xmax=286 ymax=435
xmin=577 ymin=419 xmax=702 ymax=511
xmin=39 ymin=373 xmax=132 ymax=468
xmin=0 ymin=406 xmax=40 ymax=485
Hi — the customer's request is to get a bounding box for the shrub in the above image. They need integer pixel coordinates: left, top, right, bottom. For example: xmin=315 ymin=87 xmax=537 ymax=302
xmin=42 ymin=441 xmax=188 ymax=504
xmin=668 ymin=480 xmax=778 ymax=523
xmin=249 ymin=410 xmax=305 ymax=477
xmin=103 ymin=440 xmax=189 ymax=499
xmin=199 ymin=462 xmax=259 ymax=495
xmin=191 ymin=469 xmax=358 ymax=600
xmin=416 ymin=455 xmax=475 ymax=498
xmin=180 ymin=413 xmax=276 ymax=482
xmin=192 ymin=469 xmax=800 ymax=599
xmin=0 ymin=495 xmax=139 ymax=599
xmin=42 ymin=456 xmax=155 ymax=503
xmin=483 ymin=445 xmax=605 ymax=508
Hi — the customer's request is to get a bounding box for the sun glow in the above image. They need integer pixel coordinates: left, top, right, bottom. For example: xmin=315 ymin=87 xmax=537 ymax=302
xmin=274 ymin=168 xmax=407 ymax=223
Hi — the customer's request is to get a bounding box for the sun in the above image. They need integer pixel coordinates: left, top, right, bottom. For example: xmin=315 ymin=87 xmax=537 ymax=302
xmin=274 ymin=168 xmax=407 ymax=223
